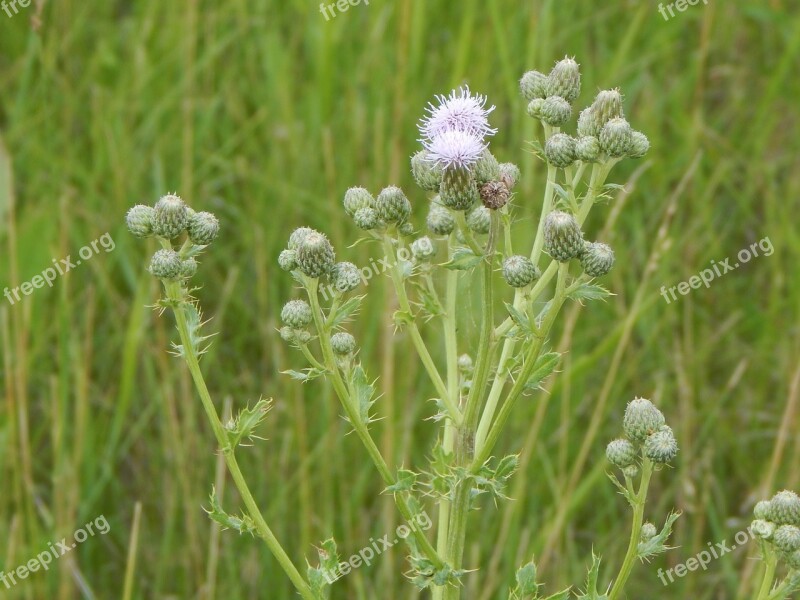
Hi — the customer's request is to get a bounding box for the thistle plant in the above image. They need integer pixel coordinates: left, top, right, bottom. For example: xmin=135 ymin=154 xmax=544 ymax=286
xmin=750 ymin=491 xmax=800 ymax=599
xmin=127 ymin=56 xmax=677 ymax=599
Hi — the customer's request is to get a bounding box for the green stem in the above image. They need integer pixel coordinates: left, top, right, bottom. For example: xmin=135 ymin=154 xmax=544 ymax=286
xmin=755 ymin=545 xmax=779 ymax=600
xmin=766 ymin=570 xmax=799 ymax=600
xmin=164 ymin=280 xmax=316 ymax=600
xmin=305 ymin=278 xmax=444 ymax=570
xmin=530 ymin=164 xmax=557 ymax=267
xmin=607 ymin=458 xmax=655 ymax=600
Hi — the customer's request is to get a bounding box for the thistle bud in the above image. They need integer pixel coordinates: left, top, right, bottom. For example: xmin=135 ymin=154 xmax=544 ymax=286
xmin=181 ymin=257 xmax=198 ymax=278
xmin=296 ymin=231 xmax=335 ymax=278
xmin=376 ymin=186 xmax=411 ymax=224
xmin=354 ymin=207 xmax=380 ymax=231
xmin=520 ymin=70 xmax=548 ymax=100
xmin=599 ymin=117 xmax=633 ymax=158
xmin=440 ymin=167 xmax=478 ymax=211
xmin=411 ymin=236 xmax=435 ymax=261
xmin=577 ymin=108 xmax=599 ymax=138
xmin=279 ymin=326 xmax=296 ymax=343
xmin=126 ymin=205 xmax=156 ymax=238
xmin=773 ymin=525 xmax=800 ymax=553
xmin=539 ymin=96 xmax=572 ymax=127
xmin=622 ymin=464 xmax=639 ymax=479
xmin=543 ymin=210 xmax=583 ymax=261
xmin=474 ymin=150 xmax=501 ymax=185
xmin=502 ymin=255 xmax=540 ymax=288
xmin=644 ymin=426 xmax=678 ymax=464
xmin=606 ymin=438 xmax=637 ymax=468
xmin=769 ymin=491 xmax=800 ymax=526
xmin=331 ymin=332 xmax=356 ymax=355
xmin=498 ymin=163 xmax=521 ymax=190
xmin=398 ymin=222 xmax=415 ymax=237
xmin=187 ymin=211 xmax=220 ymax=245
xmin=330 ymin=262 xmax=361 ymax=293
xmin=575 ymin=136 xmax=601 ymax=163
xmin=288 ymin=227 xmax=315 ymax=250
xmin=458 ymin=354 xmax=474 ymax=374
xmin=787 ymin=550 xmax=800 ymax=570
xmin=640 ymin=522 xmax=658 ymax=542
xmin=426 ymin=202 xmax=455 ymax=236
xmin=623 ymin=398 xmax=666 ymax=442
xmin=281 ymin=299 xmax=313 ymax=329
xmin=480 ymin=181 xmax=510 ymax=210
xmin=754 ymin=500 xmax=773 ymax=521
xmin=628 ymin=131 xmax=650 ymax=159
xmin=590 ymin=89 xmax=624 ymax=125
xmin=153 ymin=194 xmax=189 ymax=239
xmin=411 ymin=152 xmax=443 ymax=192
xmin=344 ymin=187 xmax=375 ymax=217
xmin=580 ymin=241 xmax=615 ymax=277
xmin=149 ymin=249 xmax=183 ymax=280
xmin=527 ymin=98 xmax=545 ymax=120
xmin=278 ymin=249 xmax=297 ymax=272
xmin=466 ymin=206 xmax=491 ymax=235
xmin=545 ymin=57 xmax=581 ymax=103
xmin=751 ymin=519 xmax=777 ymax=541
xmin=544 ymin=134 xmax=577 ymax=168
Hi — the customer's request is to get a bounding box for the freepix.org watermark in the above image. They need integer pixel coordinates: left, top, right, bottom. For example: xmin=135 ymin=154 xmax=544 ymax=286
xmin=1 ymin=0 xmax=31 ymax=18
xmin=0 ymin=515 xmax=110 ymax=589
xmin=657 ymin=526 xmax=754 ymax=585
xmin=4 ymin=232 xmax=115 ymax=305
xmin=660 ymin=236 xmax=773 ymax=304
xmin=321 ymin=510 xmax=432 ymax=583
xmin=657 ymin=0 xmax=708 ymax=21
xmin=319 ymin=245 xmax=413 ymax=302
xmin=319 ymin=0 xmax=369 ymax=21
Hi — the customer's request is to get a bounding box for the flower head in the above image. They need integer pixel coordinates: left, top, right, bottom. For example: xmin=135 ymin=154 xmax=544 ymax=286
xmin=419 ymin=86 xmax=497 ymax=141
xmin=423 ymin=129 xmax=487 ymax=170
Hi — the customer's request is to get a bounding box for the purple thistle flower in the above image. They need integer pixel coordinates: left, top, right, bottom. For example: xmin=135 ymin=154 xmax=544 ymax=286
xmin=423 ymin=129 xmax=487 ymax=170
xmin=419 ymin=86 xmax=497 ymax=141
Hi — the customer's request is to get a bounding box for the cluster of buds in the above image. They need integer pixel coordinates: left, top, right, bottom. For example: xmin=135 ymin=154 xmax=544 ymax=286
xmin=125 ymin=193 xmax=219 ymax=281
xmin=752 ymin=491 xmax=800 ymax=569
xmin=606 ymin=398 xmax=678 ymax=477
xmin=521 ymin=57 xmax=650 ymax=167
xmin=413 ymin=86 xmax=520 ymax=213
xmin=542 ymin=210 xmax=615 ymax=278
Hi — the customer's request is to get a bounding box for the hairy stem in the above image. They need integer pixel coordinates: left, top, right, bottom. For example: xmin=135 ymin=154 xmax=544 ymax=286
xmin=755 ymin=545 xmax=779 ymax=600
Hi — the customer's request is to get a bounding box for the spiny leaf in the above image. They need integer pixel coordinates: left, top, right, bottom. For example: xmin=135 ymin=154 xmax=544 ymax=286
xmin=442 ymin=248 xmax=483 ymax=271
xmin=329 ymin=295 xmax=364 ymax=329
xmin=568 ymin=283 xmax=612 ymax=301
xmin=523 ymin=352 xmax=561 ymax=391
xmin=637 ymin=511 xmax=681 ymax=561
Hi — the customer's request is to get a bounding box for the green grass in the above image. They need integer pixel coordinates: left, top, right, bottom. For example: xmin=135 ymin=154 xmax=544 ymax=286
xmin=1 ymin=0 xmax=799 ymax=598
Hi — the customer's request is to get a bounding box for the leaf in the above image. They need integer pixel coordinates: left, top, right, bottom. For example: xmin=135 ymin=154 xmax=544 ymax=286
xmin=442 ymin=248 xmax=483 ymax=271
xmin=542 ymin=589 xmax=572 ymax=600
xmin=523 ymin=352 xmax=561 ymax=391
xmin=505 ymin=302 xmax=532 ymax=332
xmin=574 ymin=553 xmax=608 ymax=600
xmin=280 ymin=368 xmax=326 ymax=382
xmin=204 ymin=486 xmax=257 ymax=536
xmin=329 ymin=295 xmax=364 ymax=329
xmin=350 ymin=365 xmax=377 ymax=424
xmin=568 ymin=283 xmax=612 ymax=301
xmin=552 ymin=182 xmax=570 ymax=202
xmin=384 ymin=469 xmax=418 ymax=493
xmin=606 ymin=471 xmax=636 ymax=506
xmin=224 ymin=398 xmax=272 ymax=448
xmin=637 ymin=511 xmax=681 ymax=561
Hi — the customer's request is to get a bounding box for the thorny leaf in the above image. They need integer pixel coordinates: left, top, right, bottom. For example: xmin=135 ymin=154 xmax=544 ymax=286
xmin=637 ymin=511 xmax=681 ymax=561
xmin=224 ymin=398 xmax=272 ymax=448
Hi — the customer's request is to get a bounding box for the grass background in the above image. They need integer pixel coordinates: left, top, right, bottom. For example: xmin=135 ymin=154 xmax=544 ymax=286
xmin=1 ymin=0 xmax=799 ymax=598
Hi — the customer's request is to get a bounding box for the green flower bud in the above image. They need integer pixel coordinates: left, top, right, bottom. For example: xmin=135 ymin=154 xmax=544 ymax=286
xmin=411 ymin=152 xmax=443 ymax=192
xmin=398 ymin=222 xmax=415 ymax=237
xmin=590 ymin=89 xmax=624 ymax=126
xmin=623 ymin=398 xmax=666 ymax=442
xmin=502 ymin=255 xmax=540 ymax=288
xmin=644 ymin=426 xmax=678 ymax=464
xmin=606 ymin=438 xmax=637 ymax=468
xmin=344 ymin=187 xmax=375 ymax=217
xmin=440 ymin=166 xmax=478 ymax=211
xmin=580 ymin=241 xmax=615 ymax=277
xmin=331 ymin=332 xmax=356 ymax=355
xmin=354 ymin=207 xmax=380 ymax=230
xmin=543 ymin=210 xmax=583 ymax=261
xmin=498 ymin=163 xmax=521 ymax=190
xmin=773 ymin=525 xmax=800 ymax=553
xmin=181 ymin=257 xmax=198 ymax=278
xmin=126 ymin=205 xmax=156 ymax=238
xmin=458 ymin=353 xmax=474 ymax=374
xmin=769 ymin=491 xmax=800 ymax=526
xmin=575 ymin=136 xmax=601 ymax=163
xmin=599 ymin=117 xmax=633 ymax=158
xmin=281 ymin=300 xmax=313 ymax=329
xmin=640 ymin=522 xmax=658 ymax=542
xmin=751 ymin=519 xmax=777 ymax=541
xmin=278 ymin=249 xmax=297 ymax=272
xmin=480 ymin=181 xmax=510 ymax=210
xmin=520 ymin=70 xmax=547 ymax=100
xmin=411 ymin=236 xmax=435 ymax=261
xmin=474 ymin=150 xmax=501 ymax=185
xmin=540 ymin=96 xmax=572 ymax=127
xmin=527 ymin=98 xmax=545 ymax=120
xmin=376 ymin=186 xmax=411 ymax=224
xmin=329 ymin=262 xmax=361 ymax=293
xmin=288 ymin=227 xmax=315 ymax=250
xmin=628 ymin=131 xmax=650 ymax=159
xmin=577 ymin=108 xmax=599 ymax=138
xmin=787 ymin=550 xmax=800 ymax=570
xmin=426 ymin=202 xmax=455 ymax=236
xmin=296 ymin=231 xmax=335 ymax=278
xmin=544 ymin=133 xmax=577 ymax=168
xmin=153 ymin=194 xmax=189 ymax=239
xmin=754 ymin=500 xmax=773 ymax=521
xmin=149 ymin=249 xmax=183 ymax=280
xmin=279 ymin=326 xmax=296 ymax=343
xmin=187 ymin=211 xmax=220 ymax=245
xmin=622 ymin=464 xmax=639 ymax=479
xmin=466 ymin=206 xmax=491 ymax=234
xmin=545 ymin=57 xmax=581 ymax=103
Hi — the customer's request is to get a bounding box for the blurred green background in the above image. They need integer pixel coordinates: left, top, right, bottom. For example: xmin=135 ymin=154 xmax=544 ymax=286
xmin=1 ymin=0 xmax=799 ymax=598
